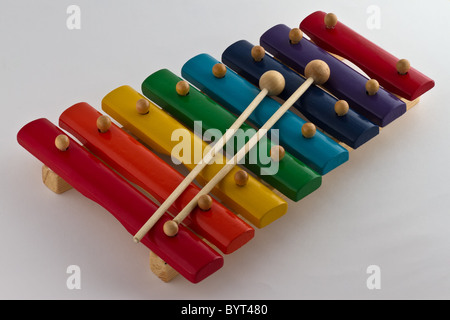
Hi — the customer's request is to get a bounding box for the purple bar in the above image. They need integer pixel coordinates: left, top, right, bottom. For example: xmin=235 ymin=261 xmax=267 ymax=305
xmin=260 ymin=24 xmax=406 ymax=127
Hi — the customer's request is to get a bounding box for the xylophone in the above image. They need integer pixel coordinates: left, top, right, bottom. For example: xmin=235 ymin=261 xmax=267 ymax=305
xmin=16 ymin=11 xmax=434 ymax=284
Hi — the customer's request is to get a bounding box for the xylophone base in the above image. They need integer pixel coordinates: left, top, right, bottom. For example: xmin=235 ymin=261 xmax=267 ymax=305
xmin=40 ymin=164 xmax=180 ymax=283
xmin=149 ymin=251 xmax=179 ymax=282
xmin=403 ymin=97 xmax=420 ymax=111
xmin=42 ymin=165 xmax=73 ymax=194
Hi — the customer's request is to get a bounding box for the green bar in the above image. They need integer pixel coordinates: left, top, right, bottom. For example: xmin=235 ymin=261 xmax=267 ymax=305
xmin=142 ymin=69 xmax=321 ymax=201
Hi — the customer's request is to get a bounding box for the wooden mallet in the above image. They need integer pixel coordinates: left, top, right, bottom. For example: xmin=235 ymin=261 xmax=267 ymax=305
xmin=163 ymin=59 xmax=331 ymax=236
xmin=133 ymin=68 xmax=286 ymax=243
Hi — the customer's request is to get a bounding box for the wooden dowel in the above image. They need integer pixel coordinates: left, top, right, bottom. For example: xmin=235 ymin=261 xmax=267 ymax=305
xmin=133 ymin=70 xmax=285 ymax=243
xmin=166 ymin=60 xmax=330 ymax=236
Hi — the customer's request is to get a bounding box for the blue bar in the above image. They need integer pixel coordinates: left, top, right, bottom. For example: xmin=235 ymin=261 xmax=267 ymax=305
xmin=222 ymin=40 xmax=379 ymax=149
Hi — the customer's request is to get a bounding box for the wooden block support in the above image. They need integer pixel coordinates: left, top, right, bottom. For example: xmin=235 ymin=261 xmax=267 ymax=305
xmin=401 ymin=97 xmax=420 ymax=110
xmin=149 ymin=251 xmax=179 ymax=282
xmin=41 ymin=165 xmax=73 ymax=194
xmin=41 ymin=166 xmax=177 ymax=282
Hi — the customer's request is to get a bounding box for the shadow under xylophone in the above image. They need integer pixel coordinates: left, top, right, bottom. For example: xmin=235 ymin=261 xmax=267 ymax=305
xmin=17 ymin=11 xmax=434 ymax=284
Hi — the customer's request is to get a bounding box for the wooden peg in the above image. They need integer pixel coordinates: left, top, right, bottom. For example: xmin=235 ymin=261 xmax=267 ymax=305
xmin=149 ymin=251 xmax=179 ymax=282
xmin=163 ymin=220 xmax=179 ymax=237
xmin=324 ymin=13 xmax=338 ymax=29
xmin=397 ymin=59 xmax=410 ymax=75
xmin=302 ymin=122 xmax=316 ymax=138
xmin=234 ymin=170 xmax=249 ymax=186
xmin=334 ymin=100 xmax=349 ymax=116
xmin=55 ymin=134 xmax=69 ymax=151
xmin=251 ymin=45 xmax=265 ymax=62
xmin=270 ymin=145 xmax=285 ymax=162
xmin=289 ymin=28 xmax=303 ymax=44
xmin=197 ymin=194 xmax=212 ymax=211
xmin=176 ymin=80 xmax=190 ymax=96
xmin=42 ymin=165 xmax=73 ymax=194
xmin=97 ymin=115 xmax=111 ymax=133
xmin=366 ymin=79 xmax=380 ymax=96
xmin=212 ymin=63 xmax=227 ymax=78
xmin=136 ymin=98 xmax=150 ymax=114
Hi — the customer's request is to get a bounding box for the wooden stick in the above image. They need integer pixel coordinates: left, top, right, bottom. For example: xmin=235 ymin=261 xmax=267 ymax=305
xmin=133 ymin=70 xmax=286 ymax=243
xmin=165 ymin=60 xmax=330 ymax=236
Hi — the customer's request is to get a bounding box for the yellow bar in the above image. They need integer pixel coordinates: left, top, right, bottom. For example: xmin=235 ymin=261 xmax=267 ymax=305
xmin=102 ymin=85 xmax=287 ymax=228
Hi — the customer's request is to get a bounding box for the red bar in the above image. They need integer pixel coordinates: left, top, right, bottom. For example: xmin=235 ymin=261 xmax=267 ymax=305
xmin=59 ymin=102 xmax=254 ymax=254
xmin=300 ymin=11 xmax=435 ymax=100
xmin=17 ymin=118 xmax=223 ymax=283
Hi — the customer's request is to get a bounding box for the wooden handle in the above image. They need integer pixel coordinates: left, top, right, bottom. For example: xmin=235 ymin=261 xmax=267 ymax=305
xmin=133 ymin=88 xmax=269 ymax=242
xmin=169 ymin=76 xmax=316 ymax=234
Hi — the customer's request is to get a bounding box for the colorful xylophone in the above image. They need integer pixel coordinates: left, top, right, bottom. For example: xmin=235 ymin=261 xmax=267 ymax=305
xmin=17 ymin=11 xmax=434 ymax=284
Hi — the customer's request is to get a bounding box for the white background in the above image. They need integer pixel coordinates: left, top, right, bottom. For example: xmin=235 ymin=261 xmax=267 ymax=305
xmin=1 ymin=0 xmax=449 ymax=299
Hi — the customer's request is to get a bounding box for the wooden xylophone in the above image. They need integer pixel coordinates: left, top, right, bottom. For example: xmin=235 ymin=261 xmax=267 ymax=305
xmin=17 ymin=11 xmax=434 ymax=284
